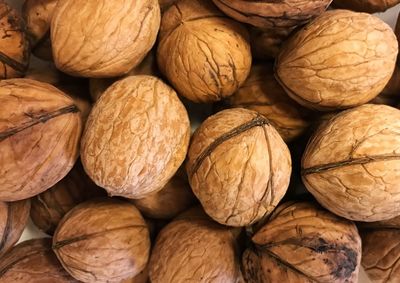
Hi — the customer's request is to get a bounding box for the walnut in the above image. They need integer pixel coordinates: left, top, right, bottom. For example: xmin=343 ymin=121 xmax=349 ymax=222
xmin=51 ymin=0 xmax=160 ymax=77
xmin=224 ymin=63 xmax=311 ymax=142
xmin=302 ymin=104 xmax=400 ymax=222
xmin=276 ymin=10 xmax=398 ymax=111
xmin=242 ymin=201 xmax=362 ymax=283
xmin=250 ymin=27 xmax=292 ymax=60
xmin=186 ymin=108 xmax=291 ymax=227
xmin=157 ymin=0 xmax=252 ymax=103
xmin=53 ymin=199 xmax=150 ymax=283
xmin=0 ymin=79 xmax=82 ymax=201
xmin=333 ymin=0 xmax=400 ymax=13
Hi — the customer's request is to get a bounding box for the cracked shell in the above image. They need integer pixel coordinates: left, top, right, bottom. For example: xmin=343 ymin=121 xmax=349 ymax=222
xmin=186 ymin=108 xmax=291 ymax=227
xmin=302 ymin=104 xmax=400 ymax=222
xmin=276 ymin=10 xmax=398 ymax=111
xmin=0 ymin=79 xmax=82 ymax=201
xmin=81 ymin=76 xmax=190 ymax=199
xmin=333 ymin=0 xmax=400 ymax=13
xmin=157 ymin=0 xmax=251 ymax=103
xmin=51 ymin=0 xmax=160 ymax=78
xmin=242 ymin=201 xmax=361 ymax=283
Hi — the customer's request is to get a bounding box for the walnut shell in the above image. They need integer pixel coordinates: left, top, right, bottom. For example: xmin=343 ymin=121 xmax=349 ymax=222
xmin=302 ymin=104 xmax=400 ymax=222
xmin=51 ymin=0 xmax=160 ymax=78
xmin=122 ymin=267 xmax=148 ymax=283
xmin=224 ymin=64 xmax=311 ymax=142
xmin=53 ymin=199 xmax=150 ymax=283
xmin=0 ymin=238 xmax=77 ymax=282
xmin=242 ymin=201 xmax=362 ymax=283
xmin=250 ymin=27 xmax=292 ymax=60
xmin=333 ymin=0 xmax=400 ymax=13
xmin=157 ymin=0 xmax=252 ymax=103
xmin=212 ymin=0 xmax=332 ymax=30
xmin=158 ymin=0 xmax=177 ymax=11
xmin=186 ymin=108 xmax=291 ymax=227
xmin=0 ymin=79 xmax=82 ymax=201
xmin=276 ymin=10 xmax=398 ymax=111
xmin=81 ymin=76 xmax=190 ymax=199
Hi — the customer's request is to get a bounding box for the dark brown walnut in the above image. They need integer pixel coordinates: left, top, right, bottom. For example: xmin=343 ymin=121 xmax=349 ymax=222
xmin=157 ymin=0 xmax=252 ymax=103
xmin=242 ymin=201 xmax=362 ymax=283
xmin=0 ymin=79 xmax=82 ymax=201
xmin=51 ymin=0 xmax=160 ymax=78
xmin=81 ymin=76 xmax=190 ymax=199
xmin=333 ymin=0 xmax=400 ymax=13
xmin=250 ymin=27 xmax=292 ymax=60
xmin=302 ymin=104 xmax=400 ymax=222
xmin=186 ymin=108 xmax=292 ymax=227
xmin=0 ymin=238 xmax=77 ymax=282
xmin=276 ymin=10 xmax=398 ymax=111
xmin=224 ymin=64 xmax=311 ymax=142
xmin=53 ymin=199 xmax=150 ymax=283
xmin=211 ymin=0 xmax=332 ymax=30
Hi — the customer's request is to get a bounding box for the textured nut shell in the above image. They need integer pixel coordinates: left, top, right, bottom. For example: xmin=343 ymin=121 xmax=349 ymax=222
xmin=187 ymin=108 xmax=291 ymax=227
xmin=122 ymin=266 xmax=148 ymax=283
xmin=0 ymin=238 xmax=77 ymax=283
xmin=250 ymin=27 xmax=292 ymax=60
xmin=302 ymin=104 xmax=400 ymax=222
xmin=53 ymin=199 xmax=150 ymax=283
xmin=157 ymin=0 xmax=251 ymax=103
xmin=158 ymin=0 xmax=177 ymax=11
xmin=51 ymin=0 xmax=160 ymax=77
xmin=333 ymin=0 xmax=400 ymax=13
xmin=81 ymin=76 xmax=190 ymax=199
xmin=0 ymin=79 xmax=82 ymax=201
xmin=276 ymin=10 xmax=398 ymax=111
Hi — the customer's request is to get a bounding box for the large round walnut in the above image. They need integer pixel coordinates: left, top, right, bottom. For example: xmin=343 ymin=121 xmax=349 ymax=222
xmin=276 ymin=10 xmax=398 ymax=111
xmin=333 ymin=0 xmax=400 ymax=13
xmin=81 ymin=76 xmax=190 ymax=199
xmin=186 ymin=108 xmax=291 ymax=227
xmin=51 ymin=0 xmax=160 ymax=78
xmin=302 ymin=104 xmax=400 ymax=222
xmin=0 ymin=79 xmax=82 ymax=201
xmin=157 ymin=0 xmax=251 ymax=103
xmin=242 ymin=202 xmax=362 ymax=283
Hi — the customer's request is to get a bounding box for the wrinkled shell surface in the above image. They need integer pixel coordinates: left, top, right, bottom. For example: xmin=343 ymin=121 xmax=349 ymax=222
xmin=334 ymin=0 xmax=400 ymax=13
xmin=81 ymin=76 xmax=190 ymax=199
xmin=276 ymin=10 xmax=398 ymax=111
xmin=53 ymin=199 xmax=150 ymax=283
xmin=250 ymin=27 xmax=292 ymax=60
xmin=187 ymin=108 xmax=291 ymax=227
xmin=0 ymin=79 xmax=82 ymax=201
xmin=157 ymin=0 xmax=251 ymax=103
xmin=302 ymin=104 xmax=400 ymax=222
xmin=243 ymin=202 xmax=361 ymax=283
xmin=51 ymin=0 xmax=160 ymax=77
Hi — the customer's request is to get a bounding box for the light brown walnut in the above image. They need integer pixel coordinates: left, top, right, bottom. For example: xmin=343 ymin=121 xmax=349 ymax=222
xmin=333 ymin=0 xmax=400 ymax=13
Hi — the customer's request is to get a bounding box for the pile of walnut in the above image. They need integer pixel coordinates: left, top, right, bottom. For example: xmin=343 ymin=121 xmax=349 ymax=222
xmin=2 ymin=0 xmax=400 ymax=282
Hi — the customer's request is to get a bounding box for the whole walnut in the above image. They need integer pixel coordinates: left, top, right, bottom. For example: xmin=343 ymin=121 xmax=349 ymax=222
xmin=51 ymin=0 xmax=160 ymax=78
xmin=81 ymin=76 xmax=190 ymax=199
xmin=0 ymin=79 xmax=82 ymax=201
xmin=224 ymin=64 xmax=311 ymax=142
xmin=212 ymin=0 xmax=332 ymax=30
xmin=333 ymin=0 xmax=400 ymax=13
xmin=250 ymin=27 xmax=292 ymax=60
xmin=53 ymin=199 xmax=150 ymax=283
xmin=0 ymin=238 xmax=77 ymax=282
xmin=157 ymin=0 xmax=252 ymax=103
xmin=242 ymin=202 xmax=362 ymax=283
xmin=302 ymin=104 xmax=400 ymax=222
xmin=186 ymin=108 xmax=291 ymax=227
xmin=276 ymin=10 xmax=398 ymax=111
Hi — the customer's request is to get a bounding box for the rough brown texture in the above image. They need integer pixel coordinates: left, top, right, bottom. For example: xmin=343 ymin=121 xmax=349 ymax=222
xmin=187 ymin=108 xmax=291 ymax=227
xmin=243 ymin=201 xmax=361 ymax=283
xmin=302 ymin=104 xmax=400 ymax=222
xmin=157 ymin=0 xmax=251 ymax=103
xmin=53 ymin=199 xmax=150 ymax=283
xmin=81 ymin=76 xmax=190 ymax=199
xmin=51 ymin=0 xmax=160 ymax=77
xmin=250 ymin=27 xmax=292 ymax=60
xmin=0 ymin=79 xmax=82 ymax=201
xmin=276 ymin=10 xmax=398 ymax=111
xmin=212 ymin=0 xmax=332 ymax=29
xmin=333 ymin=0 xmax=400 ymax=13
xmin=0 ymin=238 xmax=78 ymax=282
xmin=224 ymin=64 xmax=311 ymax=142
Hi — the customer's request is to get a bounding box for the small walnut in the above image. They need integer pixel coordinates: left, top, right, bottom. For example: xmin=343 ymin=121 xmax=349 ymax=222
xmin=157 ymin=0 xmax=251 ymax=103
xmin=51 ymin=0 xmax=160 ymax=77
xmin=302 ymin=104 xmax=400 ymax=222
xmin=53 ymin=199 xmax=150 ymax=283
xmin=333 ymin=0 xmax=400 ymax=13
xmin=186 ymin=108 xmax=291 ymax=227
xmin=250 ymin=27 xmax=292 ymax=60
xmin=0 ymin=79 xmax=82 ymax=201
xmin=276 ymin=10 xmax=398 ymax=111
xmin=242 ymin=202 xmax=362 ymax=283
